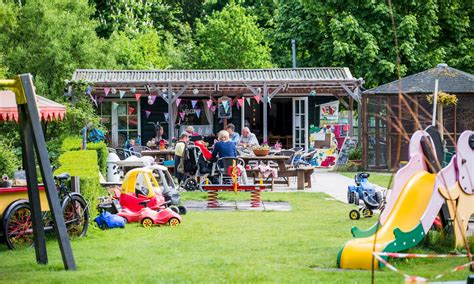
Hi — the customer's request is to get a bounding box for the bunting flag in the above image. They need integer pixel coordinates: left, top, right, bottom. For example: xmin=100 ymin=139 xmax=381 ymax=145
xmin=145 ymin=110 xmax=151 ymax=118
xmin=176 ymin=98 xmax=181 ymax=107
xmin=86 ymin=85 xmax=92 ymax=95
xmin=111 ymin=88 xmax=117 ymax=95
xmin=237 ymin=98 xmax=244 ymax=108
xmin=112 ymin=102 xmax=119 ymax=110
xmin=195 ymin=109 xmax=201 ymax=118
xmin=164 ymin=113 xmax=169 ymax=122
xmin=236 ymin=103 xmax=240 ymax=110
xmin=206 ymin=100 xmax=213 ymax=109
xmin=151 ymin=95 xmax=157 ymax=104
xmin=98 ymin=96 xmax=105 ymax=104
xmin=246 ymin=97 xmax=251 ymax=105
xmin=130 ymin=87 xmax=136 ymax=94
xmin=135 ymin=93 xmax=141 ymax=101
xmin=222 ymin=100 xmax=229 ymax=113
xmin=191 ymin=100 xmax=198 ymax=109
xmin=254 ymin=95 xmax=261 ymax=104
xmin=119 ymin=90 xmax=126 ymax=99
xmin=129 ymin=107 xmax=135 ymax=115
xmin=211 ymin=105 xmax=217 ymax=113
xmin=104 ymin=87 xmax=110 ymax=96
xmin=179 ymin=112 xmax=185 ymax=120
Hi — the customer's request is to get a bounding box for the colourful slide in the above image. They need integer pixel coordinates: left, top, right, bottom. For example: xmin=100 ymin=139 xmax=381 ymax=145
xmin=337 ymin=129 xmax=474 ymax=270
xmin=337 ymin=171 xmax=436 ymax=269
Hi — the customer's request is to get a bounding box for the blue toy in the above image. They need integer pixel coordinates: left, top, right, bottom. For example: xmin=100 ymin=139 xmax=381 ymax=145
xmin=347 ymin=173 xmax=385 ymax=220
xmin=94 ymin=204 xmax=126 ymax=229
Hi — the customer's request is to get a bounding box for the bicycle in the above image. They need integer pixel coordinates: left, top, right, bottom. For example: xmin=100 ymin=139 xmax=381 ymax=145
xmin=1 ymin=173 xmax=90 ymax=249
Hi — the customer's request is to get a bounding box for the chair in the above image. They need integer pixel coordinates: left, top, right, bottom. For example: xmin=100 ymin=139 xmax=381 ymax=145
xmin=279 ymin=150 xmax=296 ymax=167
xmin=115 ymin=148 xmax=132 ymax=160
xmin=216 ymin=157 xmax=245 ymax=184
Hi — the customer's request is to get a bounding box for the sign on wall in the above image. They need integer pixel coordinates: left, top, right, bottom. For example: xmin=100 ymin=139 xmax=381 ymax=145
xmin=218 ymin=96 xmax=232 ymax=119
xmin=320 ymin=100 xmax=339 ymax=123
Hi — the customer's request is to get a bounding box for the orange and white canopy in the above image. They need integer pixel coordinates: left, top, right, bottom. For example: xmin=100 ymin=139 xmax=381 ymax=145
xmin=0 ymin=90 xmax=66 ymax=122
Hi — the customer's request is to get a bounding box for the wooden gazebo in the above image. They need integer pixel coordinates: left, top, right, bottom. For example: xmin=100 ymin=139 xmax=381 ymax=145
xmin=361 ymin=63 xmax=474 ymax=170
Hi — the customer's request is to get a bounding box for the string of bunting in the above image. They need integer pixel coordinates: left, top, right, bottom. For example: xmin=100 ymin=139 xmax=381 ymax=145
xmin=372 ymin=252 xmax=473 ymax=282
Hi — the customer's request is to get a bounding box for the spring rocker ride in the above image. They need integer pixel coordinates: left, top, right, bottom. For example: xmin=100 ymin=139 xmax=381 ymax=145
xmin=337 ymin=127 xmax=474 ymax=273
xmin=201 ymin=161 xmax=271 ymax=208
xmin=0 ymin=75 xmax=76 ymax=270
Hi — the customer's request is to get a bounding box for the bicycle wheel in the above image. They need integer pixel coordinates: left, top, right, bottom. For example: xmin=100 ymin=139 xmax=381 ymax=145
xmin=3 ymin=202 xmax=33 ymax=249
xmin=62 ymin=194 xmax=89 ymax=238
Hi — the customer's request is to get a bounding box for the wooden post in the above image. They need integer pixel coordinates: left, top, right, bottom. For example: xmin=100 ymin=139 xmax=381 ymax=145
xmin=348 ymin=96 xmax=354 ymax=137
xmin=362 ymin=95 xmax=369 ymax=169
xmin=263 ymin=84 xmax=268 ymax=143
xmin=168 ymin=98 xmax=174 ymax=141
xmin=18 ymin=104 xmax=48 ymax=265
xmin=19 ymin=74 xmax=77 ymax=270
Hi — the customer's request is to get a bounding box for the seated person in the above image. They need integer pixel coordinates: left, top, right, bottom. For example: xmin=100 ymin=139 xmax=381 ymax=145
xmin=212 ymin=130 xmax=238 ymax=161
xmin=185 ymin=126 xmax=199 ymax=136
xmin=155 ymin=126 xmax=168 ymax=145
xmin=238 ymin=127 xmax=259 ymax=148
xmin=225 ymin=123 xmax=240 ymax=144
xmin=190 ymin=135 xmax=212 ymax=161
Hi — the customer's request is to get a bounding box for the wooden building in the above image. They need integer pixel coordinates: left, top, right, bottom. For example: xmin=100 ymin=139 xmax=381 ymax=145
xmin=361 ymin=64 xmax=474 ymax=170
xmin=72 ymin=68 xmax=362 ymax=149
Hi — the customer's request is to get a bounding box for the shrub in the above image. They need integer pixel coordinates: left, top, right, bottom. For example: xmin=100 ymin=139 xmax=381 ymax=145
xmin=0 ymin=140 xmax=21 ymax=177
xmin=55 ymin=150 xmax=104 ymax=215
xmin=348 ymin=148 xmax=362 ymax=160
xmin=61 ymin=136 xmax=108 ymax=175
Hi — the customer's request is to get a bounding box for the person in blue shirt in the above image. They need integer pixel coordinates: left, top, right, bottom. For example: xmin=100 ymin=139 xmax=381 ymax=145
xmin=225 ymin=123 xmax=240 ymax=144
xmin=212 ymin=130 xmax=237 ymax=160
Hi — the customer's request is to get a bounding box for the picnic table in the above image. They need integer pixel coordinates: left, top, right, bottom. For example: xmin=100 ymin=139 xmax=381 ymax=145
xmin=141 ymin=149 xmax=175 ymax=162
xmin=239 ymin=155 xmax=314 ymax=190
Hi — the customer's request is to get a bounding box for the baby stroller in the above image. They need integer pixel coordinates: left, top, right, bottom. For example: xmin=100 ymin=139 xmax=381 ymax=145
xmin=347 ymin=172 xmax=385 ymax=220
xmin=179 ymin=144 xmax=214 ymax=191
xmin=148 ymin=165 xmax=187 ymax=215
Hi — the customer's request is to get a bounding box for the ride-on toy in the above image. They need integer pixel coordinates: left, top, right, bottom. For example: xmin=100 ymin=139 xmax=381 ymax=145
xmin=113 ymin=168 xmax=182 ymax=226
xmin=94 ymin=203 xmax=126 ymax=229
xmin=347 ymin=172 xmax=385 ymax=220
xmin=147 ymin=165 xmax=187 ymax=215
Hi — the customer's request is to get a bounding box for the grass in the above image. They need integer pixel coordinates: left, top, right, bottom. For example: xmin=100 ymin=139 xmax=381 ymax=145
xmin=339 ymin=172 xmax=393 ymax=188
xmin=0 ymin=192 xmax=471 ymax=283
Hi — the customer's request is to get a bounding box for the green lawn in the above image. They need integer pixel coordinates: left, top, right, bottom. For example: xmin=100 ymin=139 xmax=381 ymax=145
xmin=0 ymin=192 xmax=471 ymax=283
xmin=339 ymin=172 xmax=393 ymax=188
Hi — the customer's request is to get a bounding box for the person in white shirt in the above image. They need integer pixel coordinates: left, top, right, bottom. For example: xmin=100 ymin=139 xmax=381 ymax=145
xmin=238 ymin=127 xmax=259 ymax=148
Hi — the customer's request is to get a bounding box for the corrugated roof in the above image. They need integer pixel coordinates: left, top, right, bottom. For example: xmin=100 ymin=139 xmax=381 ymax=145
xmin=364 ymin=64 xmax=474 ymax=95
xmin=72 ymin=68 xmax=356 ymax=84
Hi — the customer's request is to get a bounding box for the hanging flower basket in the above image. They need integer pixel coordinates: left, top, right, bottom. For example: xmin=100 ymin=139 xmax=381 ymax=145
xmin=426 ymin=91 xmax=458 ymax=106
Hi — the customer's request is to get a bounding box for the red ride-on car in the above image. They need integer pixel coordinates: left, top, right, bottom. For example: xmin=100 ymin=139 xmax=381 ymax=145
xmin=113 ymin=168 xmax=182 ymax=227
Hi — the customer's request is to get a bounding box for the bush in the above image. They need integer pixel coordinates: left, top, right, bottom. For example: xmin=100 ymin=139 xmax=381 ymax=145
xmin=61 ymin=136 xmax=108 ymax=175
xmin=55 ymin=150 xmax=104 ymax=215
xmin=348 ymin=148 xmax=362 ymax=160
xmin=0 ymin=140 xmax=21 ymax=177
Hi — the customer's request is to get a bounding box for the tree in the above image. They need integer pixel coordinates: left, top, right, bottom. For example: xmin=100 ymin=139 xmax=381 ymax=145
xmin=271 ymin=0 xmax=473 ymax=87
xmin=192 ymin=3 xmax=272 ymax=69
xmin=0 ymin=0 xmax=114 ymax=100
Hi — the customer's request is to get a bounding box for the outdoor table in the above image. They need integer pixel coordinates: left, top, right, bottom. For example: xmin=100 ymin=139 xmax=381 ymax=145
xmin=239 ymin=155 xmax=289 ymax=170
xmin=116 ymin=160 xmax=145 ymax=174
xmin=141 ymin=149 xmax=175 ymax=162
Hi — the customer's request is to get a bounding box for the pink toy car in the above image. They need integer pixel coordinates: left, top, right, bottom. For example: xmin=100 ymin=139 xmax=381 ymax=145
xmin=117 ymin=200 xmax=181 ymax=227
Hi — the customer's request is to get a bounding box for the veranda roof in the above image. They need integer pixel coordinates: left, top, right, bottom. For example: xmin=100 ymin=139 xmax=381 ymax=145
xmin=364 ymin=64 xmax=474 ymax=95
xmin=0 ymin=90 xmax=66 ymax=122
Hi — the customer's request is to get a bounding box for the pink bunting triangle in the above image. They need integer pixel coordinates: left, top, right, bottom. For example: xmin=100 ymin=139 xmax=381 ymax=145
xmin=179 ymin=112 xmax=185 ymax=120
xmin=237 ymin=98 xmax=244 ymax=107
xmin=135 ymin=93 xmax=141 ymax=101
xmin=195 ymin=109 xmax=201 ymax=118
xmin=191 ymin=100 xmax=198 ymax=109
xmin=145 ymin=110 xmax=151 ymax=118
xmin=254 ymin=95 xmax=261 ymax=104
xmin=151 ymin=95 xmax=157 ymax=104
xmin=211 ymin=106 xmax=217 ymax=113
xmin=129 ymin=107 xmax=135 ymax=115
xmin=246 ymin=98 xmax=251 ymax=105
xmin=98 ymin=96 xmax=104 ymax=104
xmin=104 ymin=87 xmax=110 ymax=96
xmin=176 ymin=98 xmax=181 ymax=107
xmin=206 ymin=100 xmax=213 ymax=109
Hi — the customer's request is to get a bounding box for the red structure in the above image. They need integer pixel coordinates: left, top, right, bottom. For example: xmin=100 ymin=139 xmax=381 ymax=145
xmin=201 ymin=185 xmax=270 ymax=208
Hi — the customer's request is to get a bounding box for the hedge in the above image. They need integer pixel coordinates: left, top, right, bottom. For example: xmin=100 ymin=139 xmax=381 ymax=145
xmin=0 ymin=140 xmax=21 ymax=177
xmin=55 ymin=150 xmax=103 ymax=215
xmin=61 ymin=136 xmax=108 ymax=175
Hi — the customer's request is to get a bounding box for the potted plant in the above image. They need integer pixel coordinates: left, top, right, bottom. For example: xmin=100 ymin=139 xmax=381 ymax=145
xmin=252 ymin=144 xmax=271 ymax=156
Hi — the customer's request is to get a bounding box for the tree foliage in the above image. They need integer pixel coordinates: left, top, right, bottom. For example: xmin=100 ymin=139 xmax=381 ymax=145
xmin=193 ymin=3 xmax=272 ymax=69
xmin=272 ymin=0 xmax=473 ymax=87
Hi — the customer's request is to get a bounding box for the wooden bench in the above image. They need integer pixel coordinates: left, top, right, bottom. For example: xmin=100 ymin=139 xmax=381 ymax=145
xmin=247 ymin=166 xmax=314 ymax=190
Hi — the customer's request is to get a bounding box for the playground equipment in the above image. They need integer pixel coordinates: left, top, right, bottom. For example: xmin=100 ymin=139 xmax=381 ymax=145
xmin=337 ymin=127 xmax=473 ymax=270
xmin=94 ymin=203 xmax=126 ymax=229
xmin=201 ymin=161 xmax=271 ymax=208
xmin=0 ymin=75 xmax=76 ymax=270
xmin=347 ymin=173 xmax=385 ymax=220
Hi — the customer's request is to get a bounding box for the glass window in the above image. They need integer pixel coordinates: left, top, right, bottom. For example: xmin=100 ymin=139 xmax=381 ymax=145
xmin=176 ymin=101 xmax=209 ymax=125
